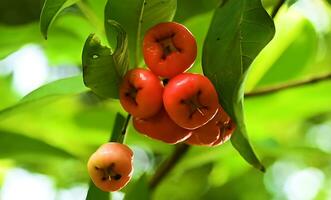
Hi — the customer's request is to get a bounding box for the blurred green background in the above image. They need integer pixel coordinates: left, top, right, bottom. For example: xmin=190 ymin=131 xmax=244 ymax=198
xmin=1 ymin=0 xmax=331 ymax=199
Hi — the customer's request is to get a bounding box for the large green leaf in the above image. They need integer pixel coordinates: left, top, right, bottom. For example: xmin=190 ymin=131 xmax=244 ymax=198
xmin=40 ymin=0 xmax=79 ymax=39
xmin=0 ymin=76 xmax=87 ymax=119
xmin=82 ymin=20 xmax=129 ymax=99
xmin=0 ymin=130 xmax=74 ymax=158
xmin=104 ymin=0 xmax=177 ymax=67
xmin=202 ymin=0 xmax=275 ymax=170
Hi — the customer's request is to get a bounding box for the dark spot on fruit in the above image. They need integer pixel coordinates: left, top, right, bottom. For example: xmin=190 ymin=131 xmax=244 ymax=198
xmin=112 ymin=174 xmax=122 ymax=180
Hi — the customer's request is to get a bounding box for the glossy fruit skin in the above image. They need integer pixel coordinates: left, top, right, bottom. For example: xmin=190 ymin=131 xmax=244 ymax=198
xmin=87 ymin=143 xmax=134 ymax=192
xmin=163 ymin=73 xmax=219 ymax=130
xmin=119 ymin=68 xmax=163 ymax=118
xmin=133 ymin=108 xmax=192 ymax=144
xmin=185 ymin=106 xmax=235 ymax=146
xmin=143 ymin=22 xmax=197 ymax=78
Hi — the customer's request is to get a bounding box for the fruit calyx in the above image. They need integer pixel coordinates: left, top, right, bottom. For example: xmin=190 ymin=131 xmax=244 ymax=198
xmin=95 ymin=163 xmax=122 ymax=182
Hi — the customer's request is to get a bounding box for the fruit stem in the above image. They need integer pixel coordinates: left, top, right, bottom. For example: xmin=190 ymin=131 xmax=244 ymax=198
xmin=109 ymin=114 xmax=132 ymax=143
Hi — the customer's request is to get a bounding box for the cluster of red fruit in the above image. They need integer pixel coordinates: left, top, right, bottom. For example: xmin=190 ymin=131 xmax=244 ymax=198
xmin=87 ymin=22 xmax=236 ymax=193
xmin=121 ymin=22 xmax=235 ymax=146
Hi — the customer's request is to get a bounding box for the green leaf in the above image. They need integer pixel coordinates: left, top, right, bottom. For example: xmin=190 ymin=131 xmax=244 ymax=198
xmin=0 ymin=130 xmax=74 ymax=158
xmin=0 ymin=76 xmax=87 ymax=119
xmin=104 ymin=0 xmax=177 ymax=67
xmin=202 ymin=0 xmax=275 ymax=170
xmin=40 ymin=0 xmax=79 ymax=39
xmin=124 ymin=175 xmax=150 ymax=200
xmin=86 ymin=181 xmax=111 ymax=200
xmin=82 ymin=21 xmax=129 ymax=99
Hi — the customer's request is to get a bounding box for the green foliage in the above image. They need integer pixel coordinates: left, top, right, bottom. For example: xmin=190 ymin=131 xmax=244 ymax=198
xmin=40 ymin=0 xmax=79 ymax=39
xmin=0 ymin=130 xmax=74 ymax=158
xmin=0 ymin=76 xmax=87 ymax=119
xmin=82 ymin=20 xmax=129 ymax=99
xmin=104 ymin=0 xmax=177 ymax=66
xmin=203 ymin=0 xmax=275 ymax=170
xmin=1 ymin=0 xmax=331 ymax=199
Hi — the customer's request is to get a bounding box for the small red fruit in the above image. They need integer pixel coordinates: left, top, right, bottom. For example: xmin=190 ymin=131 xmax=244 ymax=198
xmin=87 ymin=143 xmax=134 ymax=192
xmin=185 ymin=106 xmax=236 ymax=146
xmin=119 ymin=68 xmax=163 ymax=118
xmin=212 ymin=119 xmax=235 ymax=146
xmin=163 ymin=73 xmax=219 ymax=130
xmin=133 ymin=108 xmax=192 ymax=144
xmin=143 ymin=22 xmax=197 ymax=78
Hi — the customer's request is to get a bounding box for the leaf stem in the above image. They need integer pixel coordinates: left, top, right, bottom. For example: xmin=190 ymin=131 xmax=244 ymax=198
xmin=271 ymin=0 xmax=286 ymax=18
xmin=245 ymin=72 xmax=331 ymax=98
xmin=149 ymin=144 xmax=190 ymax=190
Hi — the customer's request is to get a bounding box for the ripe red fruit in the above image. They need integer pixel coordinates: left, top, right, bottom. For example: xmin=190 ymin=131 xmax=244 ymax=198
xmin=119 ymin=68 xmax=163 ymax=118
xmin=163 ymin=73 xmax=219 ymax=130
xmin=143 ymin=22 xmax=197 ymax=78
xmin=133 ymin=108 xmax=192 ymax=144
xmin=185 ymin=106 xmax=236 ymax=146
xmin=87 ymin=143 xmax=134 ymax=192
xmin=211 ymin=119 xmax=235 ymax=146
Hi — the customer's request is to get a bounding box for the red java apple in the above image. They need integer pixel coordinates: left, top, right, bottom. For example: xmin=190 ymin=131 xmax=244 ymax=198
xmin=143 ymin=22 xmax=197 ymax=78
xmin=133 ymin=108 xmax=192 ymax=144
xmin=119 ymin=68 xmax=163 ymax=118
xmin=87 ymin=143 xmax=133 ymax=192
xmin=163 ymin=73 xmax=219 ymax=130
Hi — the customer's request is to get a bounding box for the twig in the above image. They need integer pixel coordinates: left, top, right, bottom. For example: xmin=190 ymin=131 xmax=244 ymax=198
xmin=271 ymin=0 xmax=286 ymax=18
xmin=149 ymin=144 xmax=190 ymax=189
xmin=245 ymin=72 xmax=331 ymax=98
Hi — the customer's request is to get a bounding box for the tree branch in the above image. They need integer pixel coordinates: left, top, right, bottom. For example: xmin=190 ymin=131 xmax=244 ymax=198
xmin=271 ymin=0 xmax=286 ymax=18
xmin=149 ymin=143 xmax=190 ymax=190
xmin=245 ymin=72 xmax=331 ymax=98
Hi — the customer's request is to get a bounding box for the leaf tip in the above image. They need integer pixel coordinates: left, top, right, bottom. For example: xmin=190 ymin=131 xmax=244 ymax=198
xmin=259 ymin=165 xmax=266 ymax=173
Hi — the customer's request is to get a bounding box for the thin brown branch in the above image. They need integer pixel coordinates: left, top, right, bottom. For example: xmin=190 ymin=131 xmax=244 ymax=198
xmin=245 ymin=72 xmax=331 ymax=98
xmin=149 ymin=143 xmax=190 ymax=190
xmin=271 ymin=0 xmax=286 ymax=18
